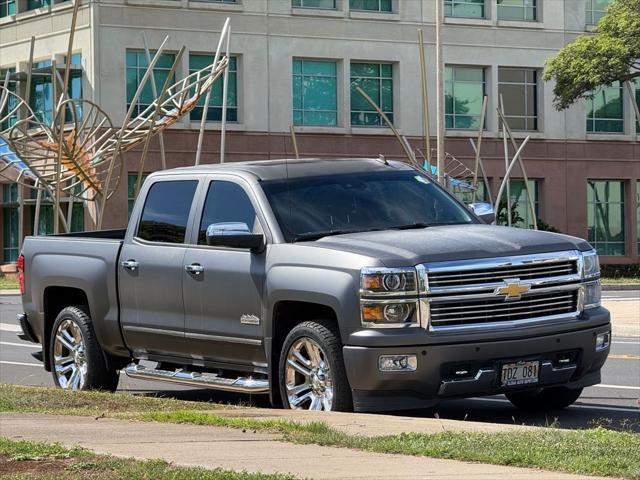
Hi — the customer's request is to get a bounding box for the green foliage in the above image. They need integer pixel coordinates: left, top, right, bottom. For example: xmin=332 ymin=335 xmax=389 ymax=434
xmin=543 ymin=0 xmax=640 ymax=110
xmin=496 ymin=199 xmax=524 ymax=226
xmin=535 ymin=218 xmax=561 ymax=233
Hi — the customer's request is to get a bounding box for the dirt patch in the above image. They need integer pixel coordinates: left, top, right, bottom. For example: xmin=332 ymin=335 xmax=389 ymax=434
xmin=0 ymin=453 xmax=74 ymax=475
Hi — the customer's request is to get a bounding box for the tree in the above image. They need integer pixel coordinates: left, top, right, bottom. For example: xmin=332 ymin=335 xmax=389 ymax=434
xmin=543 ymin=0 xmax=640 ymax=110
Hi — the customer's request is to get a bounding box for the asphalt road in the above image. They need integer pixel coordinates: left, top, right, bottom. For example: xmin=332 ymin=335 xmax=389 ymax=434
xmin=1 ymin=292 xmax=638 ymax=431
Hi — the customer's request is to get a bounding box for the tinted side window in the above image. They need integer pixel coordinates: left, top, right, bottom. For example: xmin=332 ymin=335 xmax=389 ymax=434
xmin=198 ymin=181 xmax=257 ymax=244
xmin=137 ymin=180 xmax=198 ymax=244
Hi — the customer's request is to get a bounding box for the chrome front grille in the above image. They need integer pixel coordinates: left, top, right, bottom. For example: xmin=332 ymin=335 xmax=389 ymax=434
xmin=419 ymin=251 xmax=583 ymax=332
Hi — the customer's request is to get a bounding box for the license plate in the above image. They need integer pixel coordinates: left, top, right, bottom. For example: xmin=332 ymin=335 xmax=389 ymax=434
xmin=501 ymin=360 xmax=539 ymax=387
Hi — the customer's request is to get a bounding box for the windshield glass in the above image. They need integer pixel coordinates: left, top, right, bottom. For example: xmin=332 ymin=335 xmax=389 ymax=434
xmin=261 ymin=169 xmax=475 ymax=242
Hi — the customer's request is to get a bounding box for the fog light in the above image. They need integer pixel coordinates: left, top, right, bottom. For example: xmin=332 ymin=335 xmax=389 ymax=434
xmin=378 ymin=355 xmax=417 ymax=372
xmin=596 ymin=332 xmax=610 ymax=352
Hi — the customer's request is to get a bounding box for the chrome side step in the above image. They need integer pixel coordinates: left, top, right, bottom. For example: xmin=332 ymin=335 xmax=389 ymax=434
xmin=124 ymin=364 xmax=270 ymax=393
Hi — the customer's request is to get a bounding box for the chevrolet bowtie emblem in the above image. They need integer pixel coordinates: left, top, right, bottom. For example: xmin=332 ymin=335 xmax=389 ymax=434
xmin=495 ymin=279 xmax=530 ymax=301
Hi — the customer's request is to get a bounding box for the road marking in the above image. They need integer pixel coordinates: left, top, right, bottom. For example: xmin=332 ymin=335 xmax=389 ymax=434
xmin=472 ymin=396 xmax=639 ymax=413
xmin=593 ymin=384 xmax=640 ymax=391
xmin=0 ymin=360 xmax=41 ymax=367
xmin=609 ymin=354 xmax=640 ymax=360
xmin=0 ymin=341 xmax=40 ymax=349
xmin=612 ymin=341 xmax=639 ymax=345
xmin=0 ymin=323 xmax=21 ymax=333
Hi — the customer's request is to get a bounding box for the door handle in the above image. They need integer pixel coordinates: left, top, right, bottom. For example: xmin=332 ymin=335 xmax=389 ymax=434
xmin=121 ymin=260 xmax=139 ymax=271
xmin=185 ymin=263 xmax=204 ymax=275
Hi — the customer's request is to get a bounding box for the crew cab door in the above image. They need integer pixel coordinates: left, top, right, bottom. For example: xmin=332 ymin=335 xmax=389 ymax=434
xmin=119 ymin=176 xmax=200 ymax=357
xmin=182 ymin=176 xmax=267 ymax=368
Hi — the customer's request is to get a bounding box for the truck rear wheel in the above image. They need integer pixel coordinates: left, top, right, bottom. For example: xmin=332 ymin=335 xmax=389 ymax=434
xmin=49 ymin=306 xmax=120 ymax=392
xmin=506 ymin=386 xmax=583 ymax=411
xmin=279 ymin=320 xmax=352 ymax=412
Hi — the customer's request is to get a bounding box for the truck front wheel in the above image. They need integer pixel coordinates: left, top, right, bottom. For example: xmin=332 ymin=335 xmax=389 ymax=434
xmin=279 ymin=320 xmax=352 ymax=412
xmin=506 ymin=386 xmax=583 ymax=411
xmin=49 ymin=306 xmax=120 ymax=392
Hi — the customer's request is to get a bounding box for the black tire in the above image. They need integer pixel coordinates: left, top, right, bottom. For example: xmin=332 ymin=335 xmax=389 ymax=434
xmin=279 ymin=319 xmax=352 ymax=412
xmin=49 ymin=306 xmax=120 ymax=392
xmin=506 ymin=386 xmax=583 ymax=411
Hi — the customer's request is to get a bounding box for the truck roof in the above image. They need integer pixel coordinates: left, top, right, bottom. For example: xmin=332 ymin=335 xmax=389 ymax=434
xmin=162 ymin=158 xmax=414 ymax=181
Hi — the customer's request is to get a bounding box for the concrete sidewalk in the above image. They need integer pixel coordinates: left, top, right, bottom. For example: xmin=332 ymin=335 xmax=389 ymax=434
xmin=0 ymin=413 xmax=612 ymax=480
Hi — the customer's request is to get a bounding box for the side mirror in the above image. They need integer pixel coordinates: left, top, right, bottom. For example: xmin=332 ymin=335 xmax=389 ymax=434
xmin=468 ymin=202 xmax=495 ymax=224
xmin=206 ymin=222 xmax=265 ymax=252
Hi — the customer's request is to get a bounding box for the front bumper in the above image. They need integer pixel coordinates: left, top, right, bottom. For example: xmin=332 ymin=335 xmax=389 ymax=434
xmin=343 ymin=316 xmax=611 ymax=412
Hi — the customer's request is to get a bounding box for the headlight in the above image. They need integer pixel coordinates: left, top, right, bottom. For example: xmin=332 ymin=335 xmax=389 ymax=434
xmin=361 ymin=300 xmax=419 ymax=328
xmin=582 ymin=280 xmax=602 ymax=309
xmin=361 ymin=267 xmax=417 ymax=296
xmin=581 ymin=250 xmax=600 ymax=279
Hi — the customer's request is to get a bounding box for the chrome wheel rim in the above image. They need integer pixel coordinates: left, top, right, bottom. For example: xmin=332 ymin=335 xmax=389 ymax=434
xmin=285 ymin=337 xmax=333 ymax=411
xmin=53 ymin=319 xmax=87 ymax=390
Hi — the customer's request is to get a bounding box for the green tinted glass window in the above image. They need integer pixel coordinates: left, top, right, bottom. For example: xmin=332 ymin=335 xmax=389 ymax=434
xmin=27 ymin=0 xmax=49 ymax=9
xmin=292 ymin=59 xmax=337 ymax=126
xmin=635 ymin=79 xmax=640 ymax=133
xmin=637 ymin=181 xmax=640 ymax=255
xmin=587 ymin=180 xmax=625 ymax=256
xmin=0 ymin=0 xmax=15 ymax=18
xmin=498 ymin=68 xmax=538 ymax=131
xmin=445 ymin=66 xmax=485 ymax=129
xmin=444 ymin=0 xmax=484 ymax=18
xmin=350 ymin=0 xmax=391 ymax=12
xmin=189 ymin=55 xmax=238 ymax=122
xmin=452 ymin=178 xmax=488 ymax=205
xmin=292 ymin=0 xmax=336 ymax=8
xmin=508 ymin=179 xmax=539 ymax=229
xmin=586 ymin=0 xmax=611 ymax=25
xmin=498 ymin=0 xmax=536 ymax=21
xmin=126 ymin=50 xmax=176 ymax=117
xmin=128 ymin=173 xmax=150 ymax=218
xmin=351 ymin=63 xmax=393 ymax=126
xmin=586 ymin=82 xmax=623 ymax=133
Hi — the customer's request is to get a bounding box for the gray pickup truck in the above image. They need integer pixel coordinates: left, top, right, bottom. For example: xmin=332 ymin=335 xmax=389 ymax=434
xmin=17 ymin=158 xmax=610 ymax=412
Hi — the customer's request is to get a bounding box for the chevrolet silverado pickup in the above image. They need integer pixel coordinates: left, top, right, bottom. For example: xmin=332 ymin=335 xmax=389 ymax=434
xmin=16 ymin=158 xmax=611 ymax=412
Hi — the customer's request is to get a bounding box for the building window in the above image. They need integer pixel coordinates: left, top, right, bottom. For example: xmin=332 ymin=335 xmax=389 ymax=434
xmin=452 ymin=178 xmax=488 ymax=205
xmin=350 ymin=0 xmax=391 ymax=12
xmin=0 ymin=68 xmax=17 ymax=131
xmin=27 ymin=0 xmax=50 ymax=9
xmin=0 ymin=0 xmax=15 ymax=17
xmin=508 ymin=179 xmax=539 ymax=229
xmin=445 ymin=66 xmax=485 ymax=130
xmin=444 ymin=0 xmax=485 ymax=19
xmin=292 ymin=0 xmax=336 ymax=8
xmin=586 ymin=82 xmax=623 ymax=133
xmin=126 ymin=50 xmax=176 ymax=117
xmin=2 ymin=184 xmax=19 ymax=262
xmin=350 ymin=63 xmax=393 ymax=126
xmin=587 ymin=180 xmax=625 ymax=256
xmin=498 ymin=68 xmax=538 ymax=131
xmin=292 ymin=59 xmax=338 ymax=126
xmin=128 ymin=173 xmax=150 ymax=218
xmin=586 ymin=0 xmax=611 ymax=25
xmin=637 ymin=181 xmax=639 ymax=255
xmin=189 ymin=55 xmax=237 ymax=122
xmin=30 ymin=60 xmax=54 ymax=124
xmin=498 ymin=0 xmax=536 ymax=21
xmin=634 ymin=79 xmax=640 ymax=133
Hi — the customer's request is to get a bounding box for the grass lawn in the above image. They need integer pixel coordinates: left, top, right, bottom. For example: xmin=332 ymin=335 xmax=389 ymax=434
xmin=601 ymin=276 xmax=640 ymax=285
xmin=0 ymin=276 xmax=18 ymax=290
xmin=0 ymin=437 xmax=297 ymax=479
xmin=1 ymin=385 xmax=639 ymax=479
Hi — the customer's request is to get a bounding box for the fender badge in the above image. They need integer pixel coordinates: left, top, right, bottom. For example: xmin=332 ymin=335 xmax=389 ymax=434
xmin=240 ymin=314 xmax=260 ymax=326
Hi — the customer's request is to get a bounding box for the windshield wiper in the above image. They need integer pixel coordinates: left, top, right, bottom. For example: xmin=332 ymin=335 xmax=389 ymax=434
xmin=388 ymin=222 xmax=432 ymax=230
xmin=292 ymin=229 xmax=358 ymax=242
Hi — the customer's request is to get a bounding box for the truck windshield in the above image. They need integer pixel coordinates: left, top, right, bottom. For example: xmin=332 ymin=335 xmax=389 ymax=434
xmin=261 ymin=170 xmax=476 ymax=242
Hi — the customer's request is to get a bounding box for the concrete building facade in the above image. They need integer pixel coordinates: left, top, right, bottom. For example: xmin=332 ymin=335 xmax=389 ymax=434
xmin=1 ymin=0 xmax=639 ymax=267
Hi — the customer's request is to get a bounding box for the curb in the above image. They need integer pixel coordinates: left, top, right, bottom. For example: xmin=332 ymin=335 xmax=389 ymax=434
xmin=0 ymin=289 xmax=20 ymax=295
xmin=602 ymin=284 xmax=640 ymax=291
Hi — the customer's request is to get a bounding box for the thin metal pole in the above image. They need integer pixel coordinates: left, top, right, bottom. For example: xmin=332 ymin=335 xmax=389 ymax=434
xmin=502 ymin=109 xmax=512 ymax=226
xmin=289 ymin=125 xmax=299 ymax=159
xmin=354 ymin=86 xmax=418 ymax=167
xmin=625 ymin=80 xmax=640 ymax=131
xmin=142 ymin=32 xmax=167 ymax=171
xmin=468 ymin=137 xmax=493 ymax=202
xmin=471 ymin=96 xmax=487 ymax=203
xmin=220 ymin=25 xmax=231 ymax=164
xmin=195 ymin=18 xmax=230 ymax=166
xmin=24 ymin=37 xmax=35 ymax=110
xmin=66 ymin=194 xmax=74 ymax=231
xmin=0 ymin=71 xmax=11 ymax=114
xmin=435 ymin=0 xmax=445 ymax=185
xmin=494 ymin=136 xmax=531 ymax=217
xmin=18 ymin=185 xmax=24 ymax=250
xmin=33 ymin=187 xmax=42 ymax=236
xmin=417 ymin=29 xmax=432 ymax=170
xmin=97 ymin=36 xmax=170 ymax=228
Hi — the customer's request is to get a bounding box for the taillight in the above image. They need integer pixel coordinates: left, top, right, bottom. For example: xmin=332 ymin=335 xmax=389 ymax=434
xmin=17 ymin=254 xmax=25 ymax=295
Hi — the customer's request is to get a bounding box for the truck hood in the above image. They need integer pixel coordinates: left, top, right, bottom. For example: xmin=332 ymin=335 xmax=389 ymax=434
xmin=311 ymin=224 xmax=592 ymax=267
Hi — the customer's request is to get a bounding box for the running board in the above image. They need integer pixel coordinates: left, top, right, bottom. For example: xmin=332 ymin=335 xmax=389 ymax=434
xmin=124 ymin=364 xmax=269 ymax=393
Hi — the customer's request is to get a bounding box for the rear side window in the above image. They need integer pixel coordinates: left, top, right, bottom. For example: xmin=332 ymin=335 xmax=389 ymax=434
xmin=137 ymin=180 xmax=198 ymax=244
xmin=198 ymin=181 xmax=257 ymax=244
